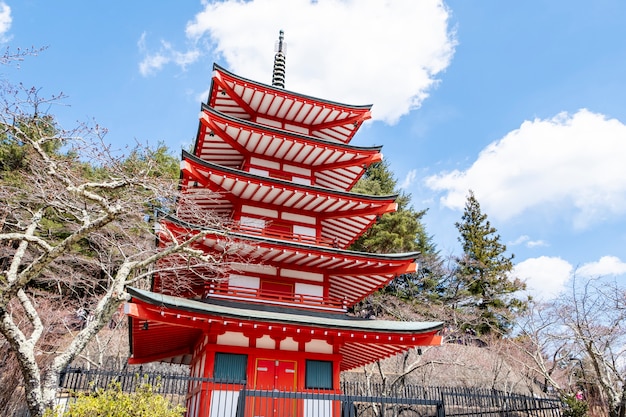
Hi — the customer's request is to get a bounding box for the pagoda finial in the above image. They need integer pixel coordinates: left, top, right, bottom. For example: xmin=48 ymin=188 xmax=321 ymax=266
xmin=272 ymin=30 xmax=286 ymax=88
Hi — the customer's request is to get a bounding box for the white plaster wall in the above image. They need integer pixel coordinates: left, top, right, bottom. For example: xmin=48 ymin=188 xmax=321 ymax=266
xmin=217 ymin=331 xmax=249 ymax=347
xmin=305 ymin=339 xmax=333 ymax=354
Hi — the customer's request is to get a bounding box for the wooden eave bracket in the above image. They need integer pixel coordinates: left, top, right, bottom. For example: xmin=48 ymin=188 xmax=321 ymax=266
xmin=181 ymin=160 xmax=238 ymax=204
xmin=313 ymin=111 xmax=372 ymax=132
xmin=211 ymin=75 xmax=257 ymax=120
xmin=199 ymin=111 xmax=250 ymax=157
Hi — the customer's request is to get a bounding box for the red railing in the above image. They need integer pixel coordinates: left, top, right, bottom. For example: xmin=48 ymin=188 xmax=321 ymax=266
xmin=206 ymin=284 xmax=347 ymax=312
xmin=233 ymin=225 xmax=337 ymax=248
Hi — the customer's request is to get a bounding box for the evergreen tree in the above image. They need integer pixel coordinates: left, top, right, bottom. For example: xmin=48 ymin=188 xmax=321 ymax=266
xmin=350 ymin=161 xmax=444 ymax=304
xmin=351 ymin=161 xmax=434 ymax=254
xmin=452 ymin=190 xmax=527 ymax=335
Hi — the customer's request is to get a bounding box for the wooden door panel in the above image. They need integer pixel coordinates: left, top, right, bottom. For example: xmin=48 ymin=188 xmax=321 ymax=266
xmin=251 ymin=359 xmax=297 ymax=417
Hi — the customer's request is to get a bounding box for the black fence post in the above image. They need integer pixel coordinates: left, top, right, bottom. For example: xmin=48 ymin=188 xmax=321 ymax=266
xmin=235 ymin=388 xmax=246 ymax=417
xmin=438 ymin=391 xmax=446 ymax=417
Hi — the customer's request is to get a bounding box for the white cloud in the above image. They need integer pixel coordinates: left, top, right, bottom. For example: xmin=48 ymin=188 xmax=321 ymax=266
xmin=182 ymin=0 xmax=455 ymax=124
xmin=509 ymin=235 xmax=548 ymax=249
xmin=509 ymin=235 xmax=529 ymax=246
xmin=138 ymin=33 xmax=200 ymax=77
xmin=0 ymin=2 xmax=12 ymax=43
xmin=514 ymin=256 xmax=573 ymax=301
xmin=425 ymin=109 xmax=626 ymax=228
xmin=399 ymin=169 xmax=418 ymax=190
xmin=139 ymin=53 xmax=169 ymax=77
xmin=577 ymin=255 xmax=626 ymax=278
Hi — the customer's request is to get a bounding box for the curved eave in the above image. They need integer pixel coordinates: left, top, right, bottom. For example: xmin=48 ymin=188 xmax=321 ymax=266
xmin=196 ymin=104 xmax=382 ymax=191
xmin=126 ymin=288 xmax=443 ymax=370
xmin=182 ymin=150 xmax=396 ymax=204
xmin=208 ymin=64 xmax=372 ymax=144
xmin=161 ymin=213 xmax=419 ymax=262
xmin=160 ymin=216 xmax=419 ymax=306
xmin=180 ymin=151 xmax=396 ymax=247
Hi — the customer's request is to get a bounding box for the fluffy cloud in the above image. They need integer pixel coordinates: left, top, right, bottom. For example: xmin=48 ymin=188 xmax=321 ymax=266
xmin=0 ymin=2 xmax=11 ymax=43
xmin=514 ymin=255 xmax=626 ymax=301
xmin=513 ymin=256 xmax=573 ymax=301
xmin=509 ymin=235 xmax=548 ymax=249
xmin=164 ymin=0 xmax=455 ymax=124
xmin=138 ymin=32 xmax=200 ymax=77
xmin=425 ymin=109 xmax=626 ymax=228
xmin=577 ymin=255 xmax=626 ymax=278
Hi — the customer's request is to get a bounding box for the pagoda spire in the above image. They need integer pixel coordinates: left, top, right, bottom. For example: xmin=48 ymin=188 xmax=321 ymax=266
xmin=272 ymin=30 xmax=286 ymax=88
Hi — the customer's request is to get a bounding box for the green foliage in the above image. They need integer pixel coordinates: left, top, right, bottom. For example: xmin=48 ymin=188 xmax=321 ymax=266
xmin=48 ymin=382 xmax=185 ymax=417
xmin=351 ymin=161 xmax=435 ymax=254
xmin=121 ymin=143 xmax=180 ymax=180
xmin=349 ymin=161 xmax=447 ymax=307
xmin=351 ymin=160 xmax=397 ymax=196
xmin=452 ymin=190 xmax=527 ymax=335
xmin=1 ymin=112 xmax=182 ymax=318
xmin=561 ymin=394 xmax=589 ymax=417
xmin=0 ymin=115 xmax=59 ymax=182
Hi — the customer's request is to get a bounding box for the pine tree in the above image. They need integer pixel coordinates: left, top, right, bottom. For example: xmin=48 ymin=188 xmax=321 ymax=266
xmin=350 ymin=161 xmax=444 ymax=304
xmin=453 ymin=190 xmax=527 ymax=336
xmin=350 ymin=161 xmax=434 ymax=254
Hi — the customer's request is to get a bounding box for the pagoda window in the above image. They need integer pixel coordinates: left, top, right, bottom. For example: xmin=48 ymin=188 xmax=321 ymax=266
xmin=214 ymin=353 xmax=248 ymax=383
xmin=295 ymin=282 xmax=323 ymax=297
xmin=295 ymin=283 xmax=324 ymax=306
xmin=239 ymin=216 xmax=265 ymax=234
xmin=291 ymin=176 xmax=312 ymax=186
xmin=305 ymin=360 xmax=333 ymax=389
xmin=293 ymin=225 xmax=316 ymax=243
xmin=228 ymin=274 xmax=260 ymax=291
xmin=248 ymin=166 xmax=269 ymax=177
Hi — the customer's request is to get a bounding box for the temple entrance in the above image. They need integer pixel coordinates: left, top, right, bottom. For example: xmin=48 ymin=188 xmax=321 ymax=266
xmin=252 ymin=359 xmax=297 ymax=417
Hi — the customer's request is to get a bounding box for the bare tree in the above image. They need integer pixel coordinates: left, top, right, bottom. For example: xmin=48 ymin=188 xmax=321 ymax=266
xmin=510 ymin=300 xmax=571 ymax=394
xmin=0 ymin=49 xmax=229 ymax=417
xmin=513 ymin=277 xmax=626 ymax=417
xmin=561 ymin=278 xmax=626 ymax=417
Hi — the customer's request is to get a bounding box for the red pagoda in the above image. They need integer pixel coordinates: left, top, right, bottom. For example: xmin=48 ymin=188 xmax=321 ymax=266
xmin=125 ymin=31 xmax=443 ymax=417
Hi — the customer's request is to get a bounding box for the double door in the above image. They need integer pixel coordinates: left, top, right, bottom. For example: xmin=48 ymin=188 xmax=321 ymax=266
xmin=251 ymin=359 xmax=297 ymax=417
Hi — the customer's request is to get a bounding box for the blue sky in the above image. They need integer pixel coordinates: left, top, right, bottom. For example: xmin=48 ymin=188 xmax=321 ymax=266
xmin=4 ymin=0 xmax=626 ymax=300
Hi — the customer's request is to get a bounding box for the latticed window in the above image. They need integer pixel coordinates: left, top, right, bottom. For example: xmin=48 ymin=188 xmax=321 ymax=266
xmin=214 ymin=353 xmax=247 ymax=382
xmin=305 ymin=360 xmax=333 ymax=389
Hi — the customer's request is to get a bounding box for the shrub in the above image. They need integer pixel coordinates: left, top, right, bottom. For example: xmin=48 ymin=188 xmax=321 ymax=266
xmin=562 ymin=394 xmax=588 ymax=417
xmin=47 ymin=381 xmax=185 ymax=417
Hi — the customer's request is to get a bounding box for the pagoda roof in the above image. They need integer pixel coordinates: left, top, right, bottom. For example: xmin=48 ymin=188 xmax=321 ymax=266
xmin=195 ymin=105 xmax=382 ymax=191
xmin=159 ymin=215 xmax=419 ymax=306
xmin=180 ymin=151 xmax=397 ymax=248
xmin=126 ymin=287 xmax=443 ymax=370
xmin=207 ymin=64 xmax=372 ymax=144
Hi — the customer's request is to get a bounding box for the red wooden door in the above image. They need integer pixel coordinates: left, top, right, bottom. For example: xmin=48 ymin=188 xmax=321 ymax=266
xmin=252 ymin=359 xmax=297 ymax=417
xmin=260 ymin=280 xmax=293 ymax=301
